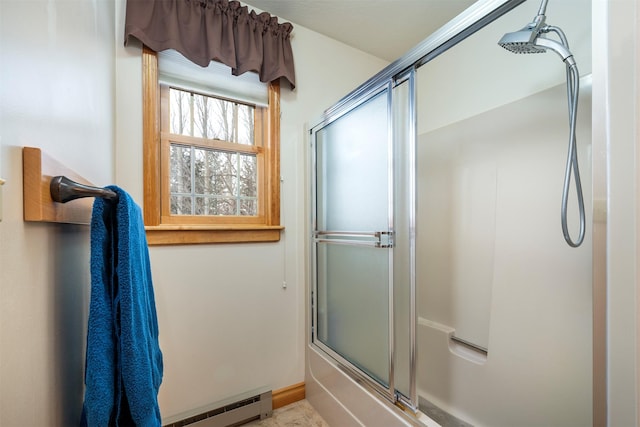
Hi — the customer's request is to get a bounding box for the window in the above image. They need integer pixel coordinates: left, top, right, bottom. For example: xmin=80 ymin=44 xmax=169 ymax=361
xmin=142 ymin=46 xmax=282 ymax=245
xmin=164 ymin=87 xmax=259 ymax=218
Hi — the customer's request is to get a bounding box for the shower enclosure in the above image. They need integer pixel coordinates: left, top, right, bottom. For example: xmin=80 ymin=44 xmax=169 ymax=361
xmin=307 ymin=0 xmax=595 ymax=426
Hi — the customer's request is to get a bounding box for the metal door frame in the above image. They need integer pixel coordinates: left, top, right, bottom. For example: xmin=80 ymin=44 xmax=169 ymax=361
xmin=310 ymin=81 xmax=396 ymax=403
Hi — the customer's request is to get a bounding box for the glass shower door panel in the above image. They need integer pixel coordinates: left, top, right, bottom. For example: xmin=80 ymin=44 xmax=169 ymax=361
xmin=316 ymin=243 xmax=390 ymax=386
xmin=316 ymin=90 xmax=389 ymax=232
xmin=314 ymin=88 xmax=391 ymax=388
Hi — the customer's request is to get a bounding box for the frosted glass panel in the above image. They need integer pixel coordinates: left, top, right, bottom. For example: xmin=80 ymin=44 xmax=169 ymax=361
xmin=316 ymin=243 xmax=390 ymax=386
xmin=316 ymin=90 xmax=389 ymax=232
xmin=314 ymin=87 xmax=391 ymax=388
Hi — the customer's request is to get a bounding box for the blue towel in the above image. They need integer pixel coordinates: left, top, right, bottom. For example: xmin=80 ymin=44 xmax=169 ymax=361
xmin=82 ymin=187 xmax=163 ymax=426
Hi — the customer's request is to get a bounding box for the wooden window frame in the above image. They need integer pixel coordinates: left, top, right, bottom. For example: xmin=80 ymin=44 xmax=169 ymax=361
xmin=142 ymin=46 xmax=282 ymax=245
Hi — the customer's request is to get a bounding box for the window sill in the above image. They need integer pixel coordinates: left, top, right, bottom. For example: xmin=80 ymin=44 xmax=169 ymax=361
xmin=145 ymin=225 xmax=284 ymax=245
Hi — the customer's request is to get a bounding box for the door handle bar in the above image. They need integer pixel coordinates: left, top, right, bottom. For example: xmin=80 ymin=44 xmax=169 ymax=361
xmin=314 ymin=231 xmax=393 ymax=248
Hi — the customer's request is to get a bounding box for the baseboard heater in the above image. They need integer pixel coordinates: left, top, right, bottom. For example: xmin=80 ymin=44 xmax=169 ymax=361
xmin=163 ymin=388 xmax=273 ymax=427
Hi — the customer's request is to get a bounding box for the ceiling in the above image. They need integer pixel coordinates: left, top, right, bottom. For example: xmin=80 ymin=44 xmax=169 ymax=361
xmin=243 ymin=1 xmax=477 ymax=62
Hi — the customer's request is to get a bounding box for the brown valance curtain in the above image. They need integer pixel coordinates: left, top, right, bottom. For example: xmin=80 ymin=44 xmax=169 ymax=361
xmin=124 ymin=0 xmax=296 ymax=89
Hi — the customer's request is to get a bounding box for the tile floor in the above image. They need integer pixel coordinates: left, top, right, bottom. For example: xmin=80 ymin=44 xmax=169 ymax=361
xmin=240 ymin=399 xmax=329 ymax=427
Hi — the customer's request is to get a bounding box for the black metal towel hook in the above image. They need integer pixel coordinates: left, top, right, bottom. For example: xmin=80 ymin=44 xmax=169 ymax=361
xmin=50 ymin=176 xmax=118 ymax=203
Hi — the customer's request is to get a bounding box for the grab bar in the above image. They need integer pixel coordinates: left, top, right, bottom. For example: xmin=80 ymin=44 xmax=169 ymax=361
xmin=450 ymin=335 xmax=488 ymax=355
xmin=50 ymin=175 xmax=118 ymax=203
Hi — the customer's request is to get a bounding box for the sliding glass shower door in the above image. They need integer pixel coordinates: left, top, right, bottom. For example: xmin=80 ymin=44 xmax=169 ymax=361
xmin=309 ymin=2 xmax=548 ymax=422
xmin=311 ymin=77 xmax=416 ymax=408
xmin=312 ymin=85 xmax=393 ymax=394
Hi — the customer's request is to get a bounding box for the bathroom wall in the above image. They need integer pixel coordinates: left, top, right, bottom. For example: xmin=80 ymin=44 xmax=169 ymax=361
xmin=418 ymin=0 xmax=592 ymax=136
xmin=0 ymin=1 xmax=386 ymax=425
xmin=598 ymin=1 xmax=639 ymax=425
xmin=0 ymin=1 xmax=115 ymax=425
xmin=417 ymin=81 xmax=593 ymax=427
xmin=415 ymin=1 xmax=593 ymax=425
xmin=113 ymin=0 xmax=388 ymax=419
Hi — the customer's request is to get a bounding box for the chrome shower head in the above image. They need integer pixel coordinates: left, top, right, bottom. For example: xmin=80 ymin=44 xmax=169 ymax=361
xmin=497 ymin=0 xmax=585 ymax=247
xmin=498 ymin=26 xmax=547 ymax=54
xmin=498 ymin=2 xmax=549 ymax=56
xmin=498 ymin=0 xmax=576 ymax=67
xmin=498 ymin=27 xmax=576 ymax=66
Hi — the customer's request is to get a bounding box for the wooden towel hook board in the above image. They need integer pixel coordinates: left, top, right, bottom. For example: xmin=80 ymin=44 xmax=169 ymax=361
xmin=22 ymin=147 xmax=112 ymax=225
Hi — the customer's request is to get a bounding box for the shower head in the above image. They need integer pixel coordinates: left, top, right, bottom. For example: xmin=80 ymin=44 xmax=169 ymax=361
xmin=498 ymin=1 xmax=549 ymax=56
xmin=497 ymin=0 xmax=584 ymax=247
xmin=498 ymin=25 xmax=547 ymax=54
xmin=498 ymin=29 xmax=576 ymax=65
xmin=498 ymin=0 xmax=548 ymax=53
xmin=498 ymin=0 xmax=576 ymax=67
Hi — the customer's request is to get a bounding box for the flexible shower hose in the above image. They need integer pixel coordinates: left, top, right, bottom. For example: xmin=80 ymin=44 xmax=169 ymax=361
xmin=560 ymin=61 xmax=585 ymax=247
xmin=543 ymin=26 xmax=585 ymax=247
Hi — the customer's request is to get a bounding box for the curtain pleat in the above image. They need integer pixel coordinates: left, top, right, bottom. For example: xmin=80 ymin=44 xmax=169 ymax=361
xmin=125 ymin=0 xmax=296 ymax=89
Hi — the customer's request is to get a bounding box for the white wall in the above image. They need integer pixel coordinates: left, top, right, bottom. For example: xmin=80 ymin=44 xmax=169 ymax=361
xmin=0 ymin=1 xmax=115 ymax=425
xmin=419 ymin=0 xmax=592 ymax=135
xmin=597 ymin=0 xmax=639 ymax=425
xmin=0 ymin=0 xmax=385 ymax=425
xmin=414 ymin=1 xmax=594 ymax=425
xmin=114 ymin=0 xmax=388 ymax=419
xmin=412 ymin=0 xmax=640 ymax=425
xmin=417 ymin=81 xmax=593 ymax=427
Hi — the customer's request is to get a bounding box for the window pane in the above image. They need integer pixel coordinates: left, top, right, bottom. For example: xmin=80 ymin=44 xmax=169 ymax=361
xmin=169 ymin=88 xmax=192 ymax=136
xmin=237 ymin=104 xmax=254 ymax=145
xmin=193 ymin=147 xmax=207 ymax=194
xmin=239 ymin=154 xmax=257 ymax=197
xmin=240 ymin=199 xmax=257 ymax=216
xmin=217 ymin=98 xmax=236 ymax=142
xmin=169 ymin=87 xmax=256 ymax=145
xmin=208 ymin=198 xmax=237 ymax=215
xmin=194 ymin=196 xmax=206 ymax=215
xmin=169 ymin=136 xmax=258 ymax=216
xmin=212 ymin=151 xmax=238 ymax=196
xmin=192 ymin=93 xmax=215 ymax=139
xmin=171 ymin=195 xmax=192 ymax=215
xmin=207 ymin=150 xmax=223 ymax=196
xmin=170 ymin=144 xmax=192 ymax=193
